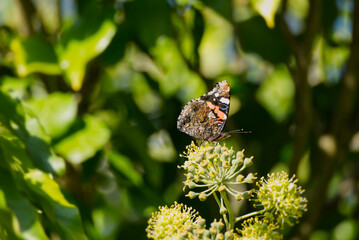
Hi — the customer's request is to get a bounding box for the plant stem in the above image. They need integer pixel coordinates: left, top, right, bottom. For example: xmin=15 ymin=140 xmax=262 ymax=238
xmin=235 ymin=209 xmax=266 ymax=223
xmin=220 ymin=191 xmax=234 ymax=230
xmin=213 ymin=192 xmax=229 ymax=229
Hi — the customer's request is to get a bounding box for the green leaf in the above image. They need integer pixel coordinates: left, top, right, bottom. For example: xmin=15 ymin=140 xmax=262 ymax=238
xmin=0 ymin=194 xmax=23 ymax=240
xmin=0 ymin=90 xmax=26 ymax=134
xmin=57 ymin=19 xmax=116 ymax=91
xmin=54 ymin=115 xmax=111 ymax=164
xmin=0 ymin=92 xmax=65 ymax=174
xmin=130 ymin=73 xmax=162 ymax=114
xmin=10 ymin=35 xmax=61 ymax=77
xmin=198 ymin=7 xmax=234 ymax=78
xmin=250 ymin=0 xmax=282 ymax=28
xmin=256 ymin=65 xmax=294 ymax=122
xmin=23 ymin=108 xmax=65 ymax=174
xmin=0 ymin=135 xmax=85 ymax=239
xmin=150 ymin=36 xmax=206 ymax=101
xmin=0 ymin=169 xmax=48 ymax=240
xmin=0 ymin=134 xmax=34 ymax=175
xmin=27 ymin=93 xmax=77 ymax=138
xmin=108 ymin=151 xmax=143 ymax=186
xmin=24 ymin=170 xmax=87 ymax=240
xmin=0 ymin=76 xmax=32 ymax=100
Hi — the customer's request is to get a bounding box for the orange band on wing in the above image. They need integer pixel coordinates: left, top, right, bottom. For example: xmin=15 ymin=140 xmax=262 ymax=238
xmin=215 ymin=109 xmax=226 ymax=121
xmin=206 ymin=101 xmax=216 ymax=110
xmin=206 ymin=101 xmax=226 ymax=121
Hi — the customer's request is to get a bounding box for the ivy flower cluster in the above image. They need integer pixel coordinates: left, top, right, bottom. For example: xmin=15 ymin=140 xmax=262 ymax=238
xmin=236 ymin=217 xmax=282 ymax=240
xmin=146 ymin=202 xmax=198 ymax=239
xmin=146 ymin=202 xmax=235 ymax=240
xmin=253 ymin=172 xmax=308 ymax=227
xmin=147 ymin=142 xmax=308 ymax=240
xmin=181 ymin=218 xmax=235 ymax=240
xmin=179 ymin=141 xmax=255 ymax=201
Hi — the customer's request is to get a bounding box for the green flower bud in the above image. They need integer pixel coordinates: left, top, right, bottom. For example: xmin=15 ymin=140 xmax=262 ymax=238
xmin=186 ymin=191 xmax=198 ymax=199
xmin=236 ymin=174 xmax=244 ymax=182
xmin=220 ymin=204 xmax=227 ymax=215
xmin=218 ymin=185 xmax=226 ymax=192
xmin=243 ymin=157 xmax=253 ymax=167
xmin=244 ymin=173 xmax=256 ymax=183
xmin=199 ymin=193 xmax=207 ymax=201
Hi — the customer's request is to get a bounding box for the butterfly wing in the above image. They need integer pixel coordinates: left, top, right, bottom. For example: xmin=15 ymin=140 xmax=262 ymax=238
xmin=200 ymin=81 xmax=230 ymax=134
xmin=177 ymin=81 xmax=230 ymax=141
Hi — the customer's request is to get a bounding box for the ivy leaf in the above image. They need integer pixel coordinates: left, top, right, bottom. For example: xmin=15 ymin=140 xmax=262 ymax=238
xmin=0 ymin=135 xmax=86 ymax=239
xmin=10 ymin=35 xmax=61 ymax=77
xmin=54 ymin=115 xmax=111 ymax=164
xmin=250 ymin=0 xmax=282 ymax=28
xmin=24 ymin=170 xmax=87 ymax=240
xmin=0 ymin=169 xmax=48 ymax=240
xmin=0 ymin=191 xmax=23 ymax=240
xmin=256 ymin=65 xmax=294 ymax=122
xmin=57 ymin=19 xmax=116 ymax=91
xmin=0 ymin=91 xmax=65 ymax=174
xmin=27 ymin=93 xmax=77 ymax=139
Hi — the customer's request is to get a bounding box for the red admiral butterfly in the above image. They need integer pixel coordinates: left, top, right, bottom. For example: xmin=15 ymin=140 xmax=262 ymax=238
xmin=177 ymin=80 xmax=231 ymax=142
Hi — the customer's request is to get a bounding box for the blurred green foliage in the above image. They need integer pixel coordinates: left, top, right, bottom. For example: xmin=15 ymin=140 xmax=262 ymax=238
xmin=0 ymin=0 xmax=358 ymax=239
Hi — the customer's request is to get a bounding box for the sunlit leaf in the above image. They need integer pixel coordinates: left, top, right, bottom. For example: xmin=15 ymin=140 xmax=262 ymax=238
xmin=286 ymin=0 xmax=309 ymax=34
xmin=27 ymin=92 xmax=77 ymax=138
xmin=24 ymin=108 xmax=65 ymax=174
xmin=310 ymin=230 xmax=331 ymax=240
xmin=10 ymin=35 xmax=61 ymax=77
xmin=130 ymin=73 xmax=162 ymax=114
xmin=250 ymin=0 xmax=281 ymax=28
xmin=0 ymin=169 xmax=48 ymax=240
xmin=199 ymin=7 xmax=234 ymax=78
xmin=91 ymin=207 xmax=119 ymax=239
xmin=256 ymin=65 xmax=294 ymax=122
xmin=54 ymin=115 xmax=110 ymax=164
xmin=57 ymin=19 xmax=116 ymax=91
xmin=150 ymin=36 xmax=206 ymax=101
xmin=322 ymin=41 xmax=350 ymax=84
xmin=0 ymin=76 xmax=32 ymax=100
xmin=0 ymin=135 xmax=85 ymax=239
xmin=0 ymin=90 xmax=26 ymax=133
xmin=0 ymin=92 xmax=65 ymax=174
xmin=24 ymin=170 xmax=87 ymax=240
xmin=333 ymin=219 xmax=356 ymax=240
xmin=297 ymin=150 xmax=310 ymax=184
xmin=0 ymin=134 xmax=34 ymax=174
xmin=147 ymin=130 xmax=176 ymax=163
xmin=0 ymin=192 xmax=22 ymax=240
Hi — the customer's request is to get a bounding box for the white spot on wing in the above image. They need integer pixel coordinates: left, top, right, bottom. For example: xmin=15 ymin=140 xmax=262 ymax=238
xmin=220 ymin=97 xmax=230 ymax=104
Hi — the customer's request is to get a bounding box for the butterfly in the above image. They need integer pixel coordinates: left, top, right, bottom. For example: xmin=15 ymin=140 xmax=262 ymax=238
xmin=177 ymin=81 xmax=231 ymax=142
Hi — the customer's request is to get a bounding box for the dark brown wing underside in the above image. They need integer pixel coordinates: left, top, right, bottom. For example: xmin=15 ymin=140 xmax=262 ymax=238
xmin=177 ymin=101 xmax=226 ymax=141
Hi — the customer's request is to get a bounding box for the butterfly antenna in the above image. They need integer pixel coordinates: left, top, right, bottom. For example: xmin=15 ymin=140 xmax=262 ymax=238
xmin=228 ymin=129 xmax=252 ymax=134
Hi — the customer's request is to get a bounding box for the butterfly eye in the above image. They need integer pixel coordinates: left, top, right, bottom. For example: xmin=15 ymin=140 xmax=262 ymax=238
xmin=212 ymin=98 xmax=217 ymax=102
